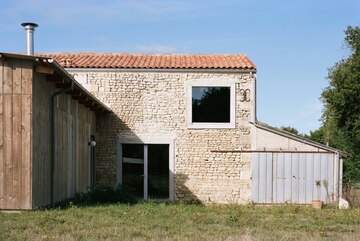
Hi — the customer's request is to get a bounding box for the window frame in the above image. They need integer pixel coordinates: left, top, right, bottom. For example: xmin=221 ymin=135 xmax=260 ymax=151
xmin=187 ymin=79 xmax=236 ymax=129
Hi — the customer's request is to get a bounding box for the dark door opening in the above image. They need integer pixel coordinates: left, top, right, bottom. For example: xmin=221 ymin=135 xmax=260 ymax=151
xmin=122 ymin=144 xmax=169 ymax=199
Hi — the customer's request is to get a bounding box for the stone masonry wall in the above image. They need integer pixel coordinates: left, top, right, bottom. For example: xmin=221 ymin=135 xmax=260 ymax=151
xmin=70 ymin=70 xmax=255 ymax=204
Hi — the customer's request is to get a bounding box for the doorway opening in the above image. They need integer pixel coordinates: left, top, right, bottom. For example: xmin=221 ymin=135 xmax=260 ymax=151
xmin=122 ymin=144 xmax=169 ymax=200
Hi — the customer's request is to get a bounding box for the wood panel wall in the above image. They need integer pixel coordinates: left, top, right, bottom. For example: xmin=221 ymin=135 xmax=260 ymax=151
xmin=32 ymin=72 xmax=96 ymax=208
xmin=32 ymin=72 xmax=52 ymax=207
xmin=0 ymin=59 xmax=32 ymax=210
xmin=0 ymin=57 xmax=97 ymax=209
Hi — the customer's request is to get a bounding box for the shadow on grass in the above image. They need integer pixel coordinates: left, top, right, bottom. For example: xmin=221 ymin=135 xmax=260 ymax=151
xmin=53 ymin=183 xmax=204 ymax=210
xmin=53 ymin=184 xmax=138 ymax=209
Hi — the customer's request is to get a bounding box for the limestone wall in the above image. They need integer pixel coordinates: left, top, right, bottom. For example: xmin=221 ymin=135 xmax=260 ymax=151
xmin=70 ymin=69 xmax=256 ymax=204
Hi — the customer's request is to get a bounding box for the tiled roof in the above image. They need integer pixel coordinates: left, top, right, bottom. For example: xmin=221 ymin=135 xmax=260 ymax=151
xmin=38 ymin=53 xmax=256 ymax=70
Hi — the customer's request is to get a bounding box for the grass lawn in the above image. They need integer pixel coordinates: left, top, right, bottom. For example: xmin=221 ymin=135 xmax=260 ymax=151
xmin=1 ymin=203 xmax=360 ymax=241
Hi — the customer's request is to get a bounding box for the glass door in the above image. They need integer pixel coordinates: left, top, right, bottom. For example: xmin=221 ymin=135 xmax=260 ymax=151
xmin=122 ymin=144 xmax=169 ymax=199
xmin=148 ymin=144 xmax=169 ymax=199
xmin=122 ymin=144 xmax=144 ymax=198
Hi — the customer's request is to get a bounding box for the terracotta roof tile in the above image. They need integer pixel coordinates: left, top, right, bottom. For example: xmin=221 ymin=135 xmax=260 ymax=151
xmin=38 ymin=53 xmax=256 ymax=70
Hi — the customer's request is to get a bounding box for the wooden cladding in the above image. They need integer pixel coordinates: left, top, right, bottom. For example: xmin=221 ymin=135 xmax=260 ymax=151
xmin=0 ymin=57 xmax=97 ymax=210
xmin=32 ymin=72 xmax=96 ymax=208
xmin=0 ymin=59 xmax=33 ymax=210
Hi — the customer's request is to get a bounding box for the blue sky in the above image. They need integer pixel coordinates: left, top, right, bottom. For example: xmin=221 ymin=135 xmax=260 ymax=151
xmin=1 ymin=0 xmax=359 ymax=134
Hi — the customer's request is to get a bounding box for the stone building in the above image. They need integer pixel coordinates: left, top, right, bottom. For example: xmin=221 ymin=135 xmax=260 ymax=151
xmin=0 ymin=52 xmax=344 ymax=209
xmin=45 ymin=53 xmax=258 ymax=204
xmin=41 ymin=53 xmax=344 ymax=205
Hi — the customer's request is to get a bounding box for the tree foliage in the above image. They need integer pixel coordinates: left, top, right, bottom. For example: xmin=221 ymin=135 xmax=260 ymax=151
xmin=279 ymin=126 xmax=300 ymax=135
xmin=321 ymin=26 xmax=360 ymax=180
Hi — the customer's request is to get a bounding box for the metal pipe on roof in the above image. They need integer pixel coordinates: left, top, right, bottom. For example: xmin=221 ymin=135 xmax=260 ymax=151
xmin=21 ymin=22 xmax=38 ymax=55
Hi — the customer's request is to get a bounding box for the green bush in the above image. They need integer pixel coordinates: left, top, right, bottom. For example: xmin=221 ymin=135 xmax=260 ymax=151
xmin=74 ymin=184 xmax=138 ymax=205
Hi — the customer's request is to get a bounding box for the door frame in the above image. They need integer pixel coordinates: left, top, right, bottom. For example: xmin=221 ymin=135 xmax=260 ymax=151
xmin=116 ymin=136 xmax=175 ymax=200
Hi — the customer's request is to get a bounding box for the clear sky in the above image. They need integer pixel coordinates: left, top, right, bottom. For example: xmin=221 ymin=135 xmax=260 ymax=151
xmin=1 ymin=0 xmax=359 ymax=134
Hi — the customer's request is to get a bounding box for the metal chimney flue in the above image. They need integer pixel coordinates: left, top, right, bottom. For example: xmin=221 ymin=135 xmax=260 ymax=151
xmin=21 ymin=22 xmax=39 ymax=55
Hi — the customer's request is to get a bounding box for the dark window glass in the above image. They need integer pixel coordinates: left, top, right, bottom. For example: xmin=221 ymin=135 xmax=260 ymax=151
xmin=192 ymin=87 xmax=230 ymax=123
xmin=122 ymin=144 xmax=144 ymax=197
xmin=122 ymin=144 xmax=169 ymax=199
xmin=148 ymin=144 xmax=169 ymax=199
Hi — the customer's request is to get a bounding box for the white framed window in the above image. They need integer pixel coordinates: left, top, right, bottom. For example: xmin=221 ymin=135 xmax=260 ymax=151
xmin=187 ymin=79 xmax=236 ymax=129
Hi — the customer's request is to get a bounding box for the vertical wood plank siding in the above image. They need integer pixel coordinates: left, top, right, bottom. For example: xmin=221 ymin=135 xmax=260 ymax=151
xmin=0 ymin=59 xmax=33 ymax=209
xmin=32 ymin=72 xmax=96 ymax=208
xmin=251 ymin=152 xmax=340 ymax=204
xmin=0 ymin=58 xmax=97 ymax=210
xmin=0 ymin=60 xmax=2 ymax=209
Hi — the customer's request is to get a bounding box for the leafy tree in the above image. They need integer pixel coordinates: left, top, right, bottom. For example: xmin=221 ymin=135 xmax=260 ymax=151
xmin=279 ymin=126 xmax=301 ymax=136
xmin=321 ymin=26 xmax=360 ymax=180
xmin=306 ymin=127 xmax=326 ymax=144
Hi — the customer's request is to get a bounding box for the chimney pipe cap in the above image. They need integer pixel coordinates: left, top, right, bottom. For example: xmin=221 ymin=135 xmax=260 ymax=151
xmin=21 ymin=22 xmax=39 ymax=29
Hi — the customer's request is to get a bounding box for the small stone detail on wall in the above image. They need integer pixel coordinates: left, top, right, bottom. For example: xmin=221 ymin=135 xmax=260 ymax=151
xmin=239 ymin=127 xmax=251 ymax=135
xmin=240 ymin=144 xmax=251 ymax=150
xmin=238 ymin=109 xmax=251 ymax=118
xmin=239 ymin=89 xmax=250 ymax=102
xmin=238 ymin=75 xmax=253 ymax=84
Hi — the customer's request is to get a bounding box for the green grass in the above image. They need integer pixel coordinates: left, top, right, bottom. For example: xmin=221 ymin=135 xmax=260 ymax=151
xmin=1 ymin=203 xmax=360 ymax=241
